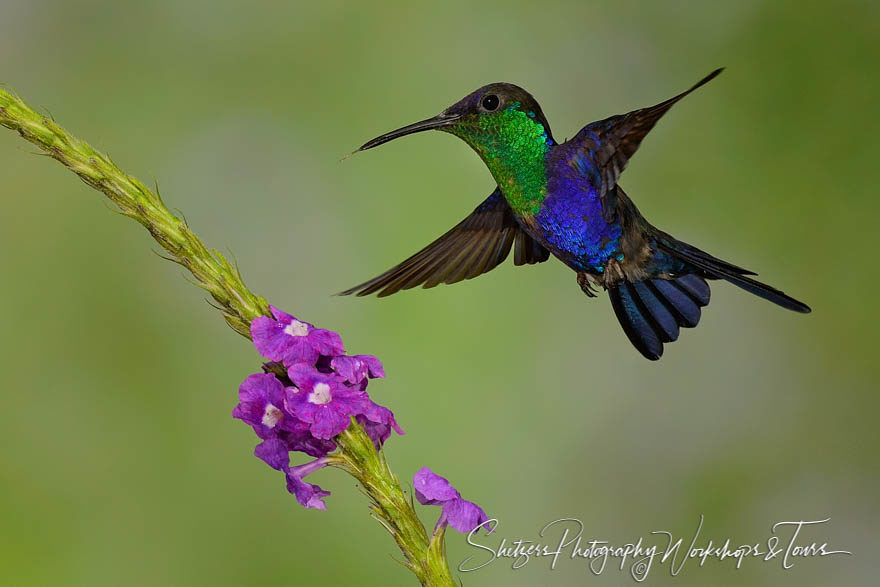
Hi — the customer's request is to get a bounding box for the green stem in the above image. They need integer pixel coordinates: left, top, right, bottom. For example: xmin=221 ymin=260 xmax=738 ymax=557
xmin=0 ymin=87 xmax=454 ymax=587
xmin=333 ymin=422 xmax=454 ymax=585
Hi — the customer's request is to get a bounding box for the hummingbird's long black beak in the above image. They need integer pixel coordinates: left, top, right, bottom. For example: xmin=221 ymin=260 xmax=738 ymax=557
xmin=356 ymin=112 xmax=461 ymax=152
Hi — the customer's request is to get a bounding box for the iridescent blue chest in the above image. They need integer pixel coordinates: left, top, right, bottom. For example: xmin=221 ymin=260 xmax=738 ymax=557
xmin=532 ymin=147 xmax=622 ymax=272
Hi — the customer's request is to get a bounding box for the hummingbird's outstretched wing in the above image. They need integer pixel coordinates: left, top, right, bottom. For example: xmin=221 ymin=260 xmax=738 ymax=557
xmin=569 ymin=68 xmax=723 ymax=222
xmin=339 ymin=188 xmax=549 ymax=297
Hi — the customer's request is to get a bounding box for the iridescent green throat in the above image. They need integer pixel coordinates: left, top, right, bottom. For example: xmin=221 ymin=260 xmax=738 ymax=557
xmin=445 ymin=105 xmax=551 ymax=216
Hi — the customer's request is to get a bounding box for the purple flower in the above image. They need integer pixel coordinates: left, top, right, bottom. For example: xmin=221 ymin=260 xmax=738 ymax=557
xmin=251 ymin=306 xmax=345 ymax=366
xmin=441 ymin=497 xmax=493 ymax=535
xmin=285 ymin=458 xmax=331 ymax=510
xmin=254 ymin=436 xmax=290 ymax=470
xmin=413 ymin=467 xmax=461 ymax=504
xmin=285 ymin=364 xmax=368 ymax=439
xmin=252 ymin=426 xmax=336 ymax=469
xmin=232 ymin=373 xmax=289 ymax=439
xmin=236 ymin=306 xmax=404 ymax=512
xmin=413 ymin=467 xmax=492 ymax=534
xmin=357 ymin=400 xmax=404 ymax=449
xmin=278 ymin=419 xmax=337 ymax=458
xmin=331 ymin=354 xmax=385 ymax=384
xmin=234 ymin=372 xmax=336 ymax=464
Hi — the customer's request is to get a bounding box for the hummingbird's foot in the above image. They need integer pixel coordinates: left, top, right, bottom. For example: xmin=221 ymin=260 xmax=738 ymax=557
xmin=602 ymin=259 xmax=628 ymax=287
xmin=577 ymin=272 xmax=598 ymax=297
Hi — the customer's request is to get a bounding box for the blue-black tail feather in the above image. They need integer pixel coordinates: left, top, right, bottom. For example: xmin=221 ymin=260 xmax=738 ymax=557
xmin=609 ymin=282 xmax=663 ymax=360
xmin=632 ymin=281 xmax=679 ymax=342
xmin=657 ymin=238 xmax=811 ymax=314
xmin=609 ymin=275 xmax=711 ymax=360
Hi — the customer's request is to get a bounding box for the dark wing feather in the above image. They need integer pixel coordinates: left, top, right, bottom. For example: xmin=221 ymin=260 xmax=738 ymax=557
xmin=571 ymin=69 xmax=723 ymax=222
xmin=514 ymin=226 xmax=551 ymax=265
xmin=339 ymin=188 xmax=549 ymax=297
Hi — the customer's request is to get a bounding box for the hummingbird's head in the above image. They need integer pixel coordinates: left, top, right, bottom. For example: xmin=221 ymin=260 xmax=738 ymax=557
xmin=354 ymin=83 xmax=555 ymax=160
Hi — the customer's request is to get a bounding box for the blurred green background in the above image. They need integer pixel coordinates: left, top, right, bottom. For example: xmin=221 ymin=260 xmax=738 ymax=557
xmin=1 ymin=1 xmax=877 ymax=585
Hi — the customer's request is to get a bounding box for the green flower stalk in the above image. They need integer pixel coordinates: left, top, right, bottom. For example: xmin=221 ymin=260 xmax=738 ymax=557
xmin=0 ymin=88 xmax=458 ymax=587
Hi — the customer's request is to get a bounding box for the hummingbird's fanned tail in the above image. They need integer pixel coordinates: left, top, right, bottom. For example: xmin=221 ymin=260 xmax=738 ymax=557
xmin=607 ymin=236 xmax=809 ymax=360
xmin=608 ymin=275 xmax=710 ymax=360
xmin=656 ymin=238 xmax=811 ymax=314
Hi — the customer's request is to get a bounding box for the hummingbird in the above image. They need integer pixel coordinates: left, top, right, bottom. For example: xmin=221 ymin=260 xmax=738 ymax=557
xmin=341 ymin=69 xmax=810 ymax=360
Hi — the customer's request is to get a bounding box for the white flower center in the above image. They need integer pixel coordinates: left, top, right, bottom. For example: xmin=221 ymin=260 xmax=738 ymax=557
xmin=261 ymin=404 xmax=283 ymax=428
xmin=283 ymin=319 xmax=309 ymax=337
xmin=308 ymin=383 xmax=332 ymax=405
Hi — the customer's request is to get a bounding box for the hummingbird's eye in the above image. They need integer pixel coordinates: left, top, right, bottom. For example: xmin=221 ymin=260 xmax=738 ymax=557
xmin=481 ymin=94 xmax=500 ymax=111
